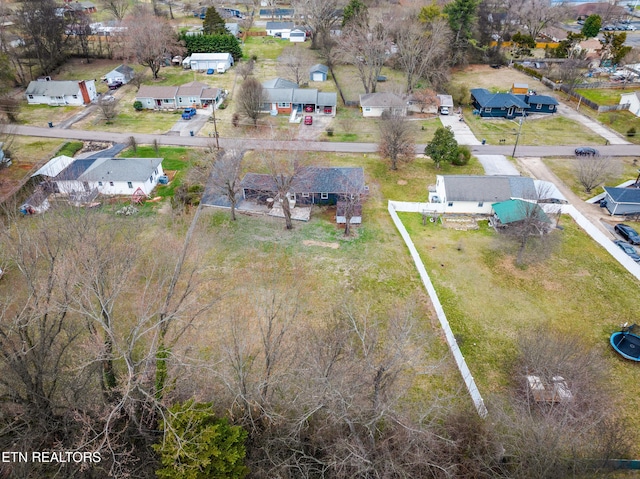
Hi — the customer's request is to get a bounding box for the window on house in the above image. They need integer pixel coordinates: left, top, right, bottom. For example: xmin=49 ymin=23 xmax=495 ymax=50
xmin=448 ymin=202 xmax=453 ymax=207
xmin=178 ymin=97 xmax=182 ymax=102
xmin=98 ymin=181 xmax=103 ymax=186
xmin=485 ymin=108 xmax=491 ymax=113
xmin=127 ymin=182 xmax=133 ymax=188
xmin=536 ymin=104 xmax=542 ymax=110
xmin=302 ymin=192 xmax=309 ymax=197
xmin=478 ymin=201 xmax=483 ymax=207
xmin=28 ymin=95 xmax=33 ymax=99
xmin=277 ymin=102 xmax=290 ymax=108
xmin=72 ymin=95 xmax=77 ymax=99
xmin=154 ymin=169 xmax=158 ymax=174
xmin=364 ymin=107 xmax=371 ymax=112
xmin=109 ymin=181 xmax=114 ymax=186
xmin=321 ymin=193 xmax=329 ymax=200
xmin=163 ymin=99 xmax=171 ymax=103
xmin=149 ymin=176 xmax=153 ymax=182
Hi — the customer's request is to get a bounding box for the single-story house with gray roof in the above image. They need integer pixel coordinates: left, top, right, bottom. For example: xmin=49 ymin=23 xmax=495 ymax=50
xmin=136 ymin=82 xmax=220 ymax=109
xmin=26 ymin=79 xmax=97 ymax=106
xmin=471 ymin=88 xmax=558 ymax=118
xmin=359 ymin=92 xmax=407 ymax=117
xmin=262 ymin=77 xmax=299 ymax=89
xmin=266 ymin=21 xmax=294 ymax=37
xmin=240 ymin=166 xmax=365 ymax=207
xmin=34 ymin=156 xmax=164 ymax=197
xmin=428 ymin=175 xmax=563 ymax=215
xmin=602 ymin=186 xmax=640 ymax=216
xmin=263 ymin=87 xmax=337 ymax=116
xmin=309 ymin=64 xmax=329 ymax=82
xmin=104 ymin=64 xmax=134 ymax=86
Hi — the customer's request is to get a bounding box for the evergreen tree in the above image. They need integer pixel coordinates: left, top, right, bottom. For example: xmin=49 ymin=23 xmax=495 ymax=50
xmin=154 ymin=400 xmax=249 ymax=479
xmin=203 ymin=7 xmax=227 ymax=35
xmin=425 ymin=126 xmax=459 ymax=168
xmin=581 ymin=14 xmax=601 ymax=39
xmin=443 ymin=0 xmax=479 ymax=65
xmin=342 ymin=0 xmax=367 ymax=27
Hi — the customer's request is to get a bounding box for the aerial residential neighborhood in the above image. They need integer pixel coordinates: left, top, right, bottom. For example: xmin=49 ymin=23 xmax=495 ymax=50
xmin=2 ymin=0 xmax=640 ymax=477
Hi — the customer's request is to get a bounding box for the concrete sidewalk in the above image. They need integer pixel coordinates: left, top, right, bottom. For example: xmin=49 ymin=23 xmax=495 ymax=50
xmin=556 ymin=103 xmax=631 ymax=145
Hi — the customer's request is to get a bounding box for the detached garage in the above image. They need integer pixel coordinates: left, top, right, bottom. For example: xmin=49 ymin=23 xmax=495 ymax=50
xmin=309 ymin=64 xmax=328 ymax=82
xmin=186 ymin=53 xmax=234 ymax=72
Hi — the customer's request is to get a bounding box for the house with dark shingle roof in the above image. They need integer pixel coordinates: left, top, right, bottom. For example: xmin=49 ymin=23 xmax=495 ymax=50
xmin=104 ymin=64 xmax=134 ymax=86
xmin=240 ymin=167 xmax=365 ymax=207
xmin=33 ymin=156 xmax=164 ymax=197
xmin=471 ymin=88 xmax=558 ymax=118
xmin=602 ymin=187 xmax=640 ymax=216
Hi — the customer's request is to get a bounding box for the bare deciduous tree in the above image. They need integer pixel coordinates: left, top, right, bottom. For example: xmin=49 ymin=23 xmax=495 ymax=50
xmin=97 ymin=96 xmax=119 ymax=123
xmin=123 ymin=7 xmax=184 ymax=79
xmin=208 ymin=145 xmax=245 ymax=220
xmin=411 ymin=87 xmax=438 ymax=113
xmin=576 ymin=155 xmax=620 ymax=193
xmin=261 ymin=150 xmax=306 ymax=230
xmin=278 ymin=46 xmax=311 ymax=86
xmin=392 ymin=17 xmax=449 ymax=93
xmin=15 ymin=0 xmax=67 ymax=76
xmin=102 ymin=0 xmax=130 ymax=21
xmin=509 ymin=0 xmax=566 ymax=41
xmin=291 ymin=0 xmax=340 ymax=50
xmin=377 ymin=111 xmax=416 ymax=170
xmin=236 ymin=77 xmax=265 ymax=127
xmin=235 ymin=58 xmax=255 ymax=81
xmin=337 ymin=20 xmax=390 ymax=94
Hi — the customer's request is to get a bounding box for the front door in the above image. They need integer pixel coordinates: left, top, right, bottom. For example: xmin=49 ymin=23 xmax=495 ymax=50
xmin=507 ymin=106 xmax=514 ymax=117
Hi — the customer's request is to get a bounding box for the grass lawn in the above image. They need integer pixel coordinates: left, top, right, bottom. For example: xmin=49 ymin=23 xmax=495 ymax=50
xmin=544 ymin=156 xmax=640 ymax=200
xmin=75 ymin=108 xmax=181 ymax=134
xmin=18 ymin=104 xmax=80 ymax=128
xmin=574 ymin=88 xmax=638 ymax=106
xmin=462 ymin=111 xmax=605 ymax=146
xmin=400 ymin=212 xmax=640 ymax=434
xmin=558 ymin=93 xmax=640 ymax=145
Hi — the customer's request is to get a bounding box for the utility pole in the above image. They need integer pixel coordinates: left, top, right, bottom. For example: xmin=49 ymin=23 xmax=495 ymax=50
xmin=211 ymin=99 xmax=220 ymax=150
xmin=512 ymin=116 xmax=524 ymax=158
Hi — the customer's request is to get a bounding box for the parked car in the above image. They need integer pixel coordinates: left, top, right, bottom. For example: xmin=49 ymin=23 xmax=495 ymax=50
xmin=376 ymin=75 xmax=387 ymax=82
xmin=182 ymin=108 xmax=197 ymax=120
xmin=615 ymin=224 xmax=640 ymax=245
xmin=108 ymin=81 xmax=123 ymax=90
xmin=574 ymin=147 xmax=599 ymax=156
xmin=206 ymin=68 xmax=215 ymax=75
xmin=304 ymin=105 xmax=314 ymax=112
xmin=304 ymin=115 xmax=313 ymax=125
xmin=440 ymin=106 xmax=449 ymax=115
xmin=602 ymin=25 xmax=616 ymax=31
xmin=614 ymin=240 xmax=640 ymax=261
xmin=626 ymin=25 xmax=637 ymax=31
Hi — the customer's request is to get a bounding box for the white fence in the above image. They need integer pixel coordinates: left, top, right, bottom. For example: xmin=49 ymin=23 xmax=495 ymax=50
xmin=387 ymin=200 xmax=488 ymax=417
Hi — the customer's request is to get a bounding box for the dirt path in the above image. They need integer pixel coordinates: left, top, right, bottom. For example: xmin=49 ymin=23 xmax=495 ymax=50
xmin=516 ymin=156 xmax=617 ymax=238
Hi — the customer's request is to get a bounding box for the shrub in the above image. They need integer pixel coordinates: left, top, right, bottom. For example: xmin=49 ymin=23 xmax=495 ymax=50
xmin=232 ymin=113 xmax=240 ymax=127
xmin=452 ymin=146 xmax=471 ymax=166
xmin=326 ymin=127 xmax=334 ymax=137
xmin=133 ymin=101 xmax=143 ymax=111
xmin=627 ymin=127 xmax=636 ymax=137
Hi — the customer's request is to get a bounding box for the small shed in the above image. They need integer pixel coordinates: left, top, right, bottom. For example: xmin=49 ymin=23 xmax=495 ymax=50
xmin=620 ymin=91 xmax=640 ymax=117
xmin=309 ymin=64 xmax=329 ymax=82
xmin=511 ymin=83 xmax=528 ymax=94
xmin=104 ymin=64 xmax=134 ymax=86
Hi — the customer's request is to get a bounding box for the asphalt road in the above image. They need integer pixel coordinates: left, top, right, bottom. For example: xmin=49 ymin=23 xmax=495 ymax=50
xmin=2 ymin=124 xmax=639 ymax=157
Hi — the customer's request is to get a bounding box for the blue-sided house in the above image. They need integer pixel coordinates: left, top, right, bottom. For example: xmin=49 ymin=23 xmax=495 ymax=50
xmin=240 ymin=167 xmax=365 ymax=206
xmin=471 ymin=88 xmax=558 ymax=118
xmin=602 ymin=187 xmax=640 ymax=216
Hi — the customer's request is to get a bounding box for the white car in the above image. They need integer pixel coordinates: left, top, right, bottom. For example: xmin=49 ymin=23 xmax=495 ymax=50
xmin=440 ymin=106 xmax=449 ymax=115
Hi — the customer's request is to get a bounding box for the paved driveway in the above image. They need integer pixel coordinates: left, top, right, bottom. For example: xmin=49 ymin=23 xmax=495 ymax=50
xmin=297 ymin=114 xmax=333 ymax=141
xmin=439 ymin=114 xmax=482 ymax=145
xmin=475 ymin=154 xmax=519 ymax=175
